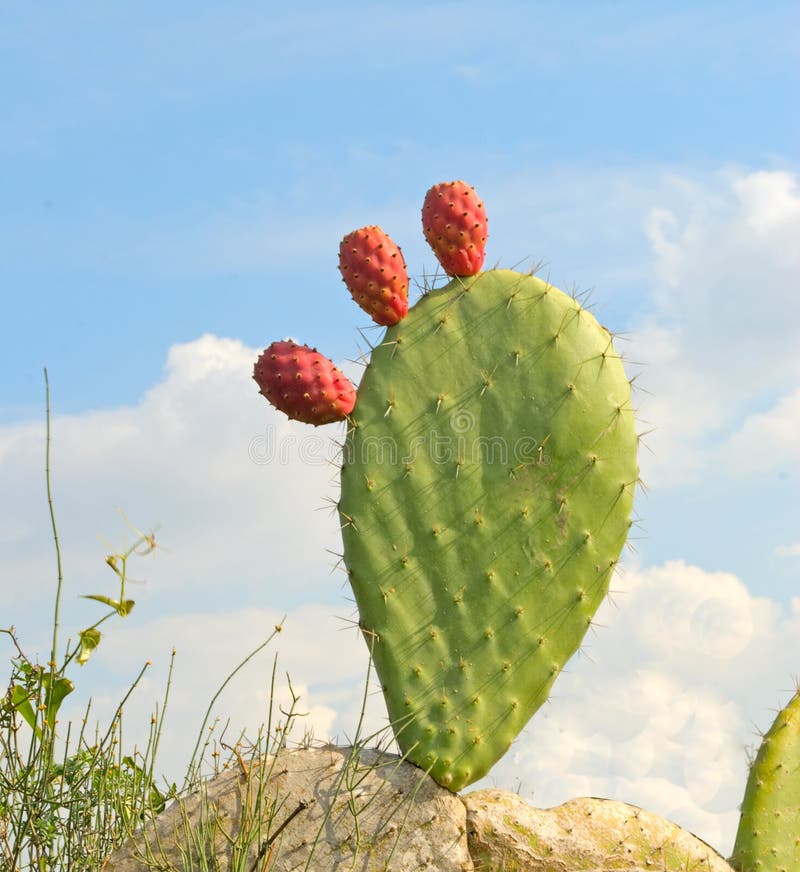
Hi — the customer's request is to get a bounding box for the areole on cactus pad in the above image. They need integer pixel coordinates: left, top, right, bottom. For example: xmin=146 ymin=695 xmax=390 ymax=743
xmin=254 ymin=181 xmax=639 ymax=792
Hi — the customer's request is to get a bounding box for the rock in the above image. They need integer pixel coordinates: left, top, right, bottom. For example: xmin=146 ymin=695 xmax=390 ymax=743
xmin=102 ymin=745 xmax=472 ymax=871
xmin=464 ymin=789 xmax=734 ymax=871
xmin=104 ymin=748 xmax=737 ymax=871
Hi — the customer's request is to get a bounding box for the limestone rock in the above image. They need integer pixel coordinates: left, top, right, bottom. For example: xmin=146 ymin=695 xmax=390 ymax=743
xmin=104 ymin=748 xmax=738 ymax=871
xmin=464 ymin=789 xmax=734 ymax=872
xmin=103 ymin=746 xmax=472 ymax=871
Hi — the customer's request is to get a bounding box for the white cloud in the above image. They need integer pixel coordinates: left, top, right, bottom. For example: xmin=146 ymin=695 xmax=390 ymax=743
xmin=735 ymin=170 xmax=800 ymax=237
xmin=0 ymin=333 xmax=380 ymax=792
xmin=0 ymin=334 xmax=350 ymax=619
xmin=720 ymin=387 xmax=800 ymax=474
xmin=775 ymin=542 xmax=800 ymax=558
xmin=628 ymin=169 xmax=800 ymax=486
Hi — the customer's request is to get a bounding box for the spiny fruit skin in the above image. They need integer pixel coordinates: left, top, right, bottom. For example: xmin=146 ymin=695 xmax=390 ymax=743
xmin=422 ymin=180 xmax=488 ymax=276
xmin=731 ymin=688 xmax=800 ymax=872
xmin=338 ymin=226 xmax=409 ymax=326
xmin=339 ymin=269 xmax=637 ymax=791
xmin=253 ymin=340 xmax=356 ymax=426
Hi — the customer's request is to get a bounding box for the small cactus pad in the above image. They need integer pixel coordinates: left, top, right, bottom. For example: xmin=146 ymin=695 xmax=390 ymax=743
xmin=422 ymin=181 xmax=488 ymax=276
xmin=339 ymin=269 xmax=638 ymax=790
xmin=253 ymin=340 xmax=356 ymax=425
xmin=731 ymin=688 xmax=800 ymax=872
xmin=338 ymin=226 xmax=409 ymax=326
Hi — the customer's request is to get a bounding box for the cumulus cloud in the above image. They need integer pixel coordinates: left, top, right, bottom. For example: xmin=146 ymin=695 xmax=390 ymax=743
xmin=0 ymin=333 xmax=384 ymax=787
xmin=0 ymin=334 xmax=351 ymax=623
xmin=629 ymin=169 xmax=800 ymax=486
xmin=720 ymin=386 xmax=800 ymax=474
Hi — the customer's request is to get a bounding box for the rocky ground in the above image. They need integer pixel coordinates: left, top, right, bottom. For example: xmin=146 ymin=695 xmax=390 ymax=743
xmin=104 ymin=746 xmax=735 ymax=871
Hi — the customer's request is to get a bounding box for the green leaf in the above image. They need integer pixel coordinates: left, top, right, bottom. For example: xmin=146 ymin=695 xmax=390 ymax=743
xmin=77 ymin=627 xmax=102 ymax=665
xmin=44 ymin=676 xmax=74 ymax=729
xmin=82 ymin=593 xmax=135 ymax=616
xmin=149 ymin=783 xmax=166 ymax=815
xmin=82 ymin=593 xmax=120 ymax=609
xmin=10 ymin=684 xmax=42 ymax=738
xmin=121 ymin=754 xmax=143 ymax=774
xmin=117 ymin=599 xmax=135 ymax=616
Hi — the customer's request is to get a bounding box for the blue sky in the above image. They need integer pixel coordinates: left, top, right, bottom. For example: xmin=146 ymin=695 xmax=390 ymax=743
xmin=1 ymin=2 xmax=799 ymax=857
xmin=3 ymin=1 xmax=797 ymax=416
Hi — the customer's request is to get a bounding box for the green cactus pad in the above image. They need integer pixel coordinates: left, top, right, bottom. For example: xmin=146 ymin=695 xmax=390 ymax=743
xmin=339 ymin=269 xmax=638 ymax=790
xmin=731 ymin=688 xmax=800 ymax=872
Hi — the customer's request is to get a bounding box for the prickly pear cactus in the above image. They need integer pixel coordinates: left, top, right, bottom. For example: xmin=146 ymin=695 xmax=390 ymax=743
xmin=731 ymin=688 xmax=800 ymax=872
xmin=339 ymin=265 xmax=638 ymax=790
xmin=251 ymin=181 xmax=639 ymax=792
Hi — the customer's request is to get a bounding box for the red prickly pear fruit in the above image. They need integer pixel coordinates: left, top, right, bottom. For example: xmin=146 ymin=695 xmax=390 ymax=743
xmin=422 ymin=181 xmax=488 ymax=276
xmin=253 ymin=340 xmax=356 ymax=426
xmin=338 ymin=226 xmax=409 ymax=326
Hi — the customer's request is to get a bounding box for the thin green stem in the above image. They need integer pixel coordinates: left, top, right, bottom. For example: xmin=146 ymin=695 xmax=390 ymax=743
xmin=96 ymin=661 xmax=151 ymax=752
xmin=146 ymin=647 xmax=175 ymax=781
xmin=184 ymin=618 xmax=286 ymax=790
xmin=44 ymin=368 xmax=64 ymax=673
